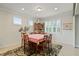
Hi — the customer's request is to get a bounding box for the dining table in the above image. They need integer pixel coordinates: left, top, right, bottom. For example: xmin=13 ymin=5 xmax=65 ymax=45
xmin=28 ymin=34 xmax=45 ymax=45
xmin=27 ymin=34 xmax=47 ymax=55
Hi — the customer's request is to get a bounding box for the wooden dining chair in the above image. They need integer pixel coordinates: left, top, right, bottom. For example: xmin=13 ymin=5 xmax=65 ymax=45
xmin=23 ymin=34 xmax=36 ymax=55
xmin=43 ymin=34 xmax=52 ymax=55
xmin=21 ymin=33 xmax=26 ymax=47
xmin=23 ymin=34 xmax=31 ymax=55
xmin=34 ymin=35 xmax=49 ymax=55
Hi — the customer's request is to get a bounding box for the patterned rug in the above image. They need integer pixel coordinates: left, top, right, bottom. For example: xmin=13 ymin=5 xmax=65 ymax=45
xmin=0 ymin=44 xmax=62 ymax=56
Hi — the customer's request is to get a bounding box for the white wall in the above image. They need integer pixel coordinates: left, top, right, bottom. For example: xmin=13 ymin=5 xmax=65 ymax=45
xmin=42 ymin=11 xmax=74 ymax=46
xmin=75 ymin=15 xmax=79 ymax=47
xmin=0 ymin=10 xmax=27 ymax=48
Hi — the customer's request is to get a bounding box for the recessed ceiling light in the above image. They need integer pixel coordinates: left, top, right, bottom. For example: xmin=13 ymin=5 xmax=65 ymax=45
xmin=21 ymin=8 xmax=24 ymax=10
xmin=37 ymin=7 xmax=42 ymax=11
xmin=54 ymin=8 xmax=58 ymax=11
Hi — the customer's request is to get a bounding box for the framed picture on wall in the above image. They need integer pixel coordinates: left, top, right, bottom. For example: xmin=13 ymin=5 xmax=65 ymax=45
xmin=63 ymin=23 xmax=72 ymax=30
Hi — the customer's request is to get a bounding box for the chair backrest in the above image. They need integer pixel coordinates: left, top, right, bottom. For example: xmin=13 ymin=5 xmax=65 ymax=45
xmin=23 ymin=34 xmax=29 ymax=42
xmin=44 ymin=34 xmax=52 ymax=45
xmin=21 ymin=33 xmax=26 ymax=40
xmin=44 ymin=35 xmax=49 ymax=42
xmin=21 ymin=33 xmax=29 ymax=45
xmin=49 ymin=34 xmax=52 ymax=43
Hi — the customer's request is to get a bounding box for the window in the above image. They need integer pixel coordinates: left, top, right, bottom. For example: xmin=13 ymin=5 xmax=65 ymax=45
xmin=45 ymin=20 xmax=61 ymax=33
xmin=13 ymin=16 xmax=22 ymax=25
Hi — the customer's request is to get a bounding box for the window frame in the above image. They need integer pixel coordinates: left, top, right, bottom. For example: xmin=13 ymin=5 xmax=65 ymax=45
xmin=13 ymin=16 xmax=22 ymax=25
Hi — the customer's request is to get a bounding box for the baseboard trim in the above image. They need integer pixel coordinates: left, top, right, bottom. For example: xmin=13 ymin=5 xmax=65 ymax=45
xmin=75 ymin=45 xmax=79 ymax=48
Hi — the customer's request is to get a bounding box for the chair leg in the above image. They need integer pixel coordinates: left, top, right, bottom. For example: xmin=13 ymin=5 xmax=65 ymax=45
xmin=48 ymin=44 xmax=51 ymax=56
xmin=24 ymin=39 xmax=26 ymax=54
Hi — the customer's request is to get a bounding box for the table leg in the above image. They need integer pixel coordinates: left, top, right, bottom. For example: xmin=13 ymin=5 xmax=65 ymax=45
xmin=35 ymin=44 xmax=38 ymax=55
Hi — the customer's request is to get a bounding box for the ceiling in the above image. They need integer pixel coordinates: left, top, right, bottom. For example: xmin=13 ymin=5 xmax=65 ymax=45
xmin=0 ymin=3 xmax=73 ymax=18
